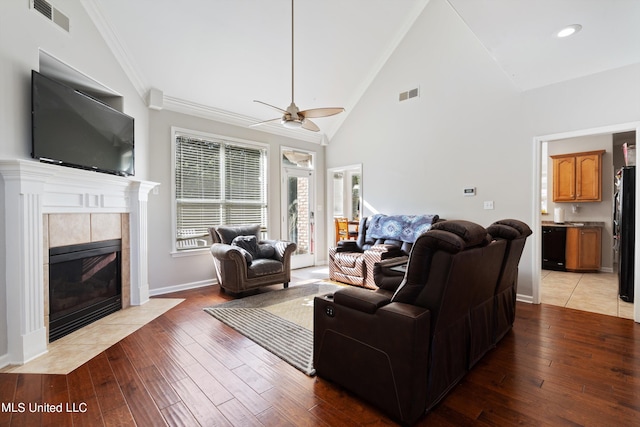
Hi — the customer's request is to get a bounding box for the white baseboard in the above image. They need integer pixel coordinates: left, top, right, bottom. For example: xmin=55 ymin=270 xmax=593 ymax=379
xmin=149 ymin=278 xmax=217 ymax=296
xmin=0 ymin=353 xmax=11 ymax=370
xmin=516 ymin=293 xmax=534 ymax=304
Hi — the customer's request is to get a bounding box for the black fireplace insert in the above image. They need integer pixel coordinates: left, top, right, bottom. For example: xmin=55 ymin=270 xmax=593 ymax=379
xmin=49 ymin=239 xmax=122 ymax=342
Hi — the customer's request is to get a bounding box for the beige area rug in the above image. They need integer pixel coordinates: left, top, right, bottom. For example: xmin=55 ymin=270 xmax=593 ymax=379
xmin=1 ymin=298 xmax=184 ymax=375
xmin=204 ymin=282 xmax=343 ymax=376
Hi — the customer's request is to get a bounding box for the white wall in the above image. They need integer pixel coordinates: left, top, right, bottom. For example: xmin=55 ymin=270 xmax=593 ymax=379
xmin=0 ymin=1 xmax=149 ymax=174
xmin=328 ymin=0 xmax=531 ymax=289
xmin=146 ymin=109 xmax=326 ymax=294
xmin=327 ymin=0 xmax=640 ymax=300
xmin=545 ymin=134 xmax=615 ymax=270
xmin=330 ymin=0 xmax=525 ymax=217
xmin=522 ymin=64 xmax=640 ymax=136
xmin=0 ymin=1 xmax=149 ymax=360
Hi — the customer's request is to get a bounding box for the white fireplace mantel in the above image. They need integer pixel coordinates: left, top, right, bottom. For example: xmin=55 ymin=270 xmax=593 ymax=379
xmin=0 ymin=159 xmax=158 ymax=365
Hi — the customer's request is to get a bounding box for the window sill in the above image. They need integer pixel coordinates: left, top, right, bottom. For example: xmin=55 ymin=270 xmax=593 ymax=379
xmin=171 ymin=247 xmax=210 ymax=258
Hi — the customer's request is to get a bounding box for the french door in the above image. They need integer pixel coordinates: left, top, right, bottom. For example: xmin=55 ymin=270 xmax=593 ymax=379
xmin=282 ymin=168 xmax=315 ymax=269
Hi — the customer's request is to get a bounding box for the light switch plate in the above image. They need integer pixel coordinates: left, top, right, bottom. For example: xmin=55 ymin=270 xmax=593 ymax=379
xmin=483 ymin=201 xmax=494 ymax=210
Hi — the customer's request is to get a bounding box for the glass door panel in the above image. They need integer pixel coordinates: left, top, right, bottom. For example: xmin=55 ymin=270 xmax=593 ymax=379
xmin=284 ymin=168 xmax=314 ymax=269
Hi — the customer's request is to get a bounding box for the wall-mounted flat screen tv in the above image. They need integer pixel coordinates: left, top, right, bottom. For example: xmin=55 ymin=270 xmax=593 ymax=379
xmin=31 ymin=70 xmax=135 ymax=176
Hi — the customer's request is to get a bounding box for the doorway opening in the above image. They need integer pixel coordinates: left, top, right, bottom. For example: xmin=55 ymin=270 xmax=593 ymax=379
xmin=327 ymin=164 xmax=362 ymax=246
xmin=533 ymin=123 xmax=639 ymax=323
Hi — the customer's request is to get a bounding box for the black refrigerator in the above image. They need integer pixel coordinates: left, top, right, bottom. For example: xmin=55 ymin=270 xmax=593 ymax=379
xmin=615 ymin=166 xmax=635 ymax=302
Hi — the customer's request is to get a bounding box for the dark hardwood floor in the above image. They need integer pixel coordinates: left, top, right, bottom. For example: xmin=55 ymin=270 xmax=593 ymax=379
xmin=1 ymin=280 xmax=639 ymax=426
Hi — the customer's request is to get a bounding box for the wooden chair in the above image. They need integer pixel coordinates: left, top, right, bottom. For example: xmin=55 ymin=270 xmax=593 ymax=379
xmin=334 ymin=217 xmax=349 ymax=244
xmin=348 ymin=220 xmax=359 ymax=240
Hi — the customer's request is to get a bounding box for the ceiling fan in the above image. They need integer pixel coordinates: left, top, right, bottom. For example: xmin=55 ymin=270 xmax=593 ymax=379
xmin=251 ymin=0 xmax=344 ymax=132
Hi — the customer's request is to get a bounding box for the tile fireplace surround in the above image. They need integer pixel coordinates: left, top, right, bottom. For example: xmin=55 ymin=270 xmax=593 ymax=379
xmin=0 ymin=159 xmax=158 ymax=366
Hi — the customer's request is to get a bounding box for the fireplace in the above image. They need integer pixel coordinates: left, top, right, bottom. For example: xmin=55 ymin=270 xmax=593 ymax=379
xmin=0 ymin=159 xmax=157 ymax=365
xmin=48 ymin=239 xmax=122 ymax=342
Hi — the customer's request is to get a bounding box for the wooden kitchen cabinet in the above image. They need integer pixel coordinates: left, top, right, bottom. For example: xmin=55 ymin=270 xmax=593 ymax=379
xmin=565 ymin=226 xmax=601 ymax=272
xmin=551 ymin=150 xmax=605 ymax=202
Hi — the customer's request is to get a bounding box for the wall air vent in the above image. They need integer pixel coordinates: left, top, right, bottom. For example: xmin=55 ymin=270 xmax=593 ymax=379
xmin=31 ymin=0 xmax=70 ymax=32
xmin=399 ymin=87 xmax=420 ymax=102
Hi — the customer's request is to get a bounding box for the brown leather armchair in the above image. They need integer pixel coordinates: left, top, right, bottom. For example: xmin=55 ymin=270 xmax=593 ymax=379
xmin=314 ymin=220 xmax=508 ymax=424
xmin=208 ymin=224 xmax=296 ymax=295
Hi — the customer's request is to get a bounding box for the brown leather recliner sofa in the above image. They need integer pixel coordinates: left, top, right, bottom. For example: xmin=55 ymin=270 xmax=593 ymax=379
xmin=314 ymin=219 xmax=531 ymax=425
xmin=467 ymin=219 xmax=533 ymax=367
xmin=487 ymin=219 xmax=533 ymax=344
xmin=208 ymin=224 xmax=296 ymax=295
xmin=329 ymin=214 xmax=439 ymax=288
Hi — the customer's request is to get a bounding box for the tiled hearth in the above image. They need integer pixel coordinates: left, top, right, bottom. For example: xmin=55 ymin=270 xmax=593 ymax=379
xmin=0 ymin=159 xmax=158 ymax=367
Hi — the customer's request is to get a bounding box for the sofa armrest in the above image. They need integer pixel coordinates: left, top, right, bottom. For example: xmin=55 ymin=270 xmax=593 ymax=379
xmin=373 ymin=255 xmax=409 ymax=291
xmin=260 ymin=239 xmax=297 ymax=262
xmin=362 ymin=245 xmax=405 ymax=289
xmin=333 ymin=286 xmax=391 ymax=314
xmin=376 ymin=255 xmax=409 ymax=269
xmin=335 ymin=240 xmax=361 ymax=253
xmin=210 ymin=243 xmax=250 ymax=290
xmin=210 ymin=243 xmax=248 ymax=263
xmin=313 ymin=295 xmax=430 ymax=424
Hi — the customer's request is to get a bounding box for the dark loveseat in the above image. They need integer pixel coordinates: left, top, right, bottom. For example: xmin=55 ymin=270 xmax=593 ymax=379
xmin=314 ymin=219 xmax=531 ymax=424
xmin=329 ymin=214 xmax=438 ymax=288
xmin=208 ymin=224 xmax=296 ymax=295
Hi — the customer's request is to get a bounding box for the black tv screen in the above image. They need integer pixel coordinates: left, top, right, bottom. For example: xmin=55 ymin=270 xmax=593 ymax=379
xmin=31 ymin=70 xmax=135 ymax=176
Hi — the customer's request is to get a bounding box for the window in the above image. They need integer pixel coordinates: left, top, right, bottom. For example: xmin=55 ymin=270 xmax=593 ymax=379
xmin=173 ymin=129 xmax=268 ymax=252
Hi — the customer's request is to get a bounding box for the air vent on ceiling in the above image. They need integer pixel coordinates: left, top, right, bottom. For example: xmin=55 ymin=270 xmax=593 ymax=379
xmin=32 ymin=0 xmax=70 ymax=32
xmin=399 ymin=87 xmax=420 ymax=102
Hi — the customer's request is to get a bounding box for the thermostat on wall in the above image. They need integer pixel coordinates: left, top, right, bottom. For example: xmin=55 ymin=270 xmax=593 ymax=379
xmin=463 ymin=187 xmax=476 ymax=197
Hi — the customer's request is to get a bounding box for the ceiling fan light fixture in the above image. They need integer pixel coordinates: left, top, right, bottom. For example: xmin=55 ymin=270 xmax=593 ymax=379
xmin=282 ymin=118 xmax=304 ymax=129
xmin=557 ymin=24 xmax=582 ymax=38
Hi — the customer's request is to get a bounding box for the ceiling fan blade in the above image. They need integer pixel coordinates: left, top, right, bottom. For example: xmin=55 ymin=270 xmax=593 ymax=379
xmin=299 ymin=107 xmax=345 ymax=118
xmin=249 ymin=117 xmax=282 ymax=127
xmin=301 ymin=119 xmax=320 ymax=132
xmin=254 ymin=100 xmax=287 ymax=114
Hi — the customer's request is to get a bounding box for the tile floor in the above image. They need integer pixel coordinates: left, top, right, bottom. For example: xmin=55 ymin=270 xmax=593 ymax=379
xmin=1 ymin=298 xmax=184 ymax=375
xmin=540 ymin=269 xmax=635 ymax=319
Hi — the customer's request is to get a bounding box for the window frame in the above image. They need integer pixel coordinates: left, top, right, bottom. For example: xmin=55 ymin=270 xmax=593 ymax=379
xmin=170 ymin=126 xmax=269 ymax=256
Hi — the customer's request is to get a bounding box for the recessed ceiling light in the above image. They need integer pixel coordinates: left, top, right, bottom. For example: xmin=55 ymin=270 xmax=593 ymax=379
xmin=557 ymin=24 xmax=582 ymax=38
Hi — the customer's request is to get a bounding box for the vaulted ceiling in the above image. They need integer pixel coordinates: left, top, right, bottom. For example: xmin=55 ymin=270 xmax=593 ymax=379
xmin=86 ymin=0 xmax=640 ymax=142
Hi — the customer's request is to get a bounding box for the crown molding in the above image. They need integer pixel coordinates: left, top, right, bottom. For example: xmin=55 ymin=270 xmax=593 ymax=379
xmin=81 ymin=0 xmax=148 ymax=100
xmin=163 ymin=96 xmax=324 ymax=144
xmin=83 ymin=0 xmax=364 ymax=145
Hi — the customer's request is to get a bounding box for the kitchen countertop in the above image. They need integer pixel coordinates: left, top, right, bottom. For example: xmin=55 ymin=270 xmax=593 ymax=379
xmin=541 ymin=221 xmax=605 ymax=228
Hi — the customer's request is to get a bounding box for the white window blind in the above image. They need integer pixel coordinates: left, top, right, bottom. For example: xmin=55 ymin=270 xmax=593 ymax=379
xmin=175 ymin=134 xmax=267 ymax=251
